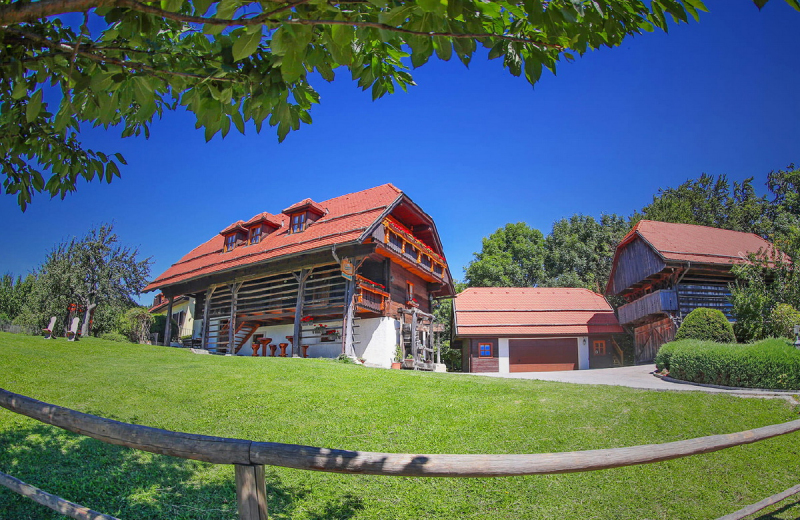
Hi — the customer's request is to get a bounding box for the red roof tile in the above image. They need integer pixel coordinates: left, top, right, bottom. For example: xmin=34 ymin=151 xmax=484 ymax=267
xmin=244 ymin=212 xmax=281 ymax=229
xmin=454 ymin=287 xmax=623 ymax=337
xmin=282 ymin=198 xmax=326 ymax=216
xmin=145 ymin=184 xmax=404 ymax=292
xmin=620 ymin=220 xmax=776 ymax=265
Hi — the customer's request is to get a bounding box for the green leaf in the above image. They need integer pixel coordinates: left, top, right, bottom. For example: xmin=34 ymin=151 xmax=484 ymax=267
xmin=417 ymin=0 xmax=441 ymax=14
xmin=524 ymin=58 xmax=542 ymax=84
xmin=331 ymin=24 xmax=354 ymax=47
xmin=232 ymin=29 xmax=262 ymax=61
xmin=160 ymin=0 xmax=183 ymax=11
xmin=26 ymin=89 xmax=43 ymax=123
xmin=433 ymin=36 xmax=452 ymax=61
xmin=752 ymin=0 xmax=768 ymax=8
xmin=783 ymin=0 xmax=800 ymax=11
xmin=12 ymin=81 xmax=27 ymax=100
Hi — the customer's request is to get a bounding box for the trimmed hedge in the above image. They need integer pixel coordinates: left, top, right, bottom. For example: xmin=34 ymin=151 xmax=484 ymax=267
xmin=661 ymin=338 xmax=800 ymax=390
xmin=674 ymin=307 xmax=736 ymax=343
xmin=654 ymin=342 xmax=679 ymax=372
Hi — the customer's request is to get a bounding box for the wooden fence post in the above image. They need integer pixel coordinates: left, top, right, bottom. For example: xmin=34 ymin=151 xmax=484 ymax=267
xmin=234 ymin=464 xmax=268 ymax=520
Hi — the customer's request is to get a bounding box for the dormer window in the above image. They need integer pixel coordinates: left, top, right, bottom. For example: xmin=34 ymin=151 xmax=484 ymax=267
xmin=250 ymin=226 xmax=262 ymax=245
xmin=224 ymin=234 xmax=237 ymax=252
xmin=290 ymin=213 xmax=307 ymax=233
xmin=282 ymin=198 xmax=326 ymax=235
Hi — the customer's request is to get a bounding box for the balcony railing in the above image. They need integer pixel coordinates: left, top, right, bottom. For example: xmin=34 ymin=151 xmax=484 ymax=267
xmin=617 ymin=289 xmax=678 ymax=325
xmin=381 ymin=218 xmax=447 ymax=278
xmin=355 ymin=275 xmax=389 ymax=314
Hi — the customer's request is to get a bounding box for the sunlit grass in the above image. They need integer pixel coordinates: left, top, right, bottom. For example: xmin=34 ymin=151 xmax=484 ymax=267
xmin=1 ymin=332 xmax=798 ymax=519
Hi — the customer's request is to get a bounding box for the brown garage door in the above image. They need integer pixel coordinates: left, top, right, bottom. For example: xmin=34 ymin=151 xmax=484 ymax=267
xmin=509 ymin=338 xmax=578 ymax=372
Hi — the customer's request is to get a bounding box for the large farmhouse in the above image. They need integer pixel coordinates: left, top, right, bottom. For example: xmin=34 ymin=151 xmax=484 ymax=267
xmin=452 ymin=287 xmax=624 ymax=373
xmin=605 ymin=220 xmax=777 ymax=363
xmin=144 ymin=184 xmax=454 ymax=369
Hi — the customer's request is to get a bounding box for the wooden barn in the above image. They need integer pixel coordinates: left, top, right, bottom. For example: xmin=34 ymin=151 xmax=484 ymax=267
xmin=605 ymin=220 xmax=777 ymax=364
xmin=144 ymin=184 xmax=454 ymax=369
xmin=452 ymin=287 xmax=625 ymax=373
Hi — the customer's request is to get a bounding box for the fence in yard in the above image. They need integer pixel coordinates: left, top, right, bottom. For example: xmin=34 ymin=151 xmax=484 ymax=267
xmin=0 ymin=386 xmax=798 ymax=520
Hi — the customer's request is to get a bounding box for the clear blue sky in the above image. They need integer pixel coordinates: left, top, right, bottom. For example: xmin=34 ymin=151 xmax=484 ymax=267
xmin=1 ymin=0 xmax=798 ymax=301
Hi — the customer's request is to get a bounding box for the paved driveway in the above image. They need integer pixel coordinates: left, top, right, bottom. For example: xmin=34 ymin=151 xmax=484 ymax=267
xmin=468 ymin=364 xmax=796 ymax=398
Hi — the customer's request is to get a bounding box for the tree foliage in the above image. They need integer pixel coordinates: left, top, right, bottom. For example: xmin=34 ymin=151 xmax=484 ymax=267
xmin=542 ymin=213 xmax=628 ymax=293
xmin=635 ymin=174 xmax=771 ymax=235
xmin=464 ymin=222 xmax=545 ymax=287
xmin=0 ymin=273 xmax=34 ymax=321
xmin=3 ymin=0 xmax=795 ymax=209
xmin=18 ymin=223 xmax=152 ymax=335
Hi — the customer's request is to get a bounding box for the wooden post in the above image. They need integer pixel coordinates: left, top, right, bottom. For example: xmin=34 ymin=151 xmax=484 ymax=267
xmin=410 ymin=308 xmax=418 ymax=366
xmin=234 ymin=464 xmax=268 ymax=520
xmin=341 ymin=276 xmax=356 ymax=357
xmin=291 ymin=269 xmax=311 ymax=358
xmin=201 ymin=287 xmax=215 ymax=350
xmin=164 ymin=295 xmax=174 ymax=346
xmin=228 ymin=283 xmax=241 ymax=355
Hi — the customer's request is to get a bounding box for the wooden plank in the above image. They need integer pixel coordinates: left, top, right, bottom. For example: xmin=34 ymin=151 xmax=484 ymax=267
xmin=201 ymin=286 xmax=215 ymax=350
xmin=291 ymin=269 xmax=310 ymax=357
xmin=164 ymin=295 xmax=174 ymax=346
xmin=0 ymin=470 xmax=120 ymax=520
xmin=716 ymin=483 xmax=800 ymax=520
xmin=2 ymin=387 xmax=800 ymax=478
xmin=235 ymin=465 xmax=269 ymax=520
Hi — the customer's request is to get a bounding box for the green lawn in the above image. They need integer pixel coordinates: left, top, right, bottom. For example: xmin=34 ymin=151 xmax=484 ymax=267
xmin=1 ymin=332 xmax=799 ymax=520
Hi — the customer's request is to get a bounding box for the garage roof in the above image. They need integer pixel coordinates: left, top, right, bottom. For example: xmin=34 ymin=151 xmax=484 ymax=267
xmin=453 ymin=287 xmax=623 ymax=336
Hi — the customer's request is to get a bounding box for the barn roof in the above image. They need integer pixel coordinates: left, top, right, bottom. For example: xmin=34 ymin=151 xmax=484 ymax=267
xmin=617 ymin=220 xmax=775 ymax=265
xmin=453 ymin=287 xmax=623 ymax=337
xmin=144 ymin=184 xmax=412 ymax=292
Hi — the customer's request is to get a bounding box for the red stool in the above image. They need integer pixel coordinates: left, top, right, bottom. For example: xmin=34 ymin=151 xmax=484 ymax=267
xmin=269 ymin=344 xmax=278 ymax=357
xmin=278 ymin=343 xmax=288 ymax=357
xmin=254 ymin=338 xmax=271 ymax=357
xmin=301 ymin=345 xmax=309 ymax=358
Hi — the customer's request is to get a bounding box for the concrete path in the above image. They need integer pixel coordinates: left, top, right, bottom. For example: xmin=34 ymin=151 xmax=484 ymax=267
xmin=468 ymin=365 xmax=798 ymax=398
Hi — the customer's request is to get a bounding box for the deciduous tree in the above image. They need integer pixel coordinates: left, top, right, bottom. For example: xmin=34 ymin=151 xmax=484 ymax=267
xmin=464 ymin=222 xmax=545 ymax=287
xmin=4 ymin=0 xmax=793 ymax=209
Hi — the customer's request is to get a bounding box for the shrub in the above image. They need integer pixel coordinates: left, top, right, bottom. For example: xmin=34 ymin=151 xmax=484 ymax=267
xmin=666 ymin=338 xmax=800 ymax=390
xmin=675 ymin=308 xmax=736 ymax=343
xmin=99 ymin=332 xmax=130 ymax=343
xmin=118 ymin=307 xmax=154 ymax=343
xmin=654 ymin=341 xmax=680 ymax=372
xmin=769 ymin=303 xmax=800 ymax=339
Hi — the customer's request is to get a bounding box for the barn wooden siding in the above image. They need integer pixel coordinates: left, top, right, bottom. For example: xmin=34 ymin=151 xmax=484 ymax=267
xmin=609 ymin=237 xmax=666 ymax=295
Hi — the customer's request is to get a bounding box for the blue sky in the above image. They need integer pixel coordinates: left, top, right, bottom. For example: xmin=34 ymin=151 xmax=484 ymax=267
xmin=1 ymin=0 xmax=798 ymax=301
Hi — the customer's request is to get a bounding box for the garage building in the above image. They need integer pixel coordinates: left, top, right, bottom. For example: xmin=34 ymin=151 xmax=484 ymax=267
xmin=452 ymin=287 xmax=625 ymax=373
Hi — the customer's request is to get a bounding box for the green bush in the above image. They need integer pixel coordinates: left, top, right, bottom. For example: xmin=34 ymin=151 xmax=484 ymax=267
xmin=654 ymin=341 xmax=680 ymax=371
xmin=665 ymin=338 xmax=800 ymax=390
xmin=675 ymin=308 xmax=736 ymax=343
xmin=769 ymin=303 xmax=800 ymax=339
xmin=99 ymin=332 xmax=130 ymax=343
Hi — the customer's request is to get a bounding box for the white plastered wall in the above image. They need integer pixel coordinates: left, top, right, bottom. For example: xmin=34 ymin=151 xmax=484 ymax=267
xmin=498 ymin=338 xmax=510 ymax=374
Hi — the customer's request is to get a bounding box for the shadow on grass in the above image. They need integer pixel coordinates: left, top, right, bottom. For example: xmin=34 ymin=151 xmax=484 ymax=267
xmin=0 ymin=424 xmax=364 ymax=519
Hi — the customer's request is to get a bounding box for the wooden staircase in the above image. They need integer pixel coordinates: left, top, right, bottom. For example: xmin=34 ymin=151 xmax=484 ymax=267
xmin=209 ymin=319 xmax=262 ymax=354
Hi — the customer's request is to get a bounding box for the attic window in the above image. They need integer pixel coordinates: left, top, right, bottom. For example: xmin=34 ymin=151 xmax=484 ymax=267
xmin=290 ymin=213 xmax=307 ymax=234
xmin=250 ymin=227 xmax=262 ymax=245
xmin=224 ymin=234 xmax=237 ymax=252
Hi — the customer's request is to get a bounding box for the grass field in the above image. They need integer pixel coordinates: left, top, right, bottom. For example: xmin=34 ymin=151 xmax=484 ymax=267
xmin=1 ymin=332 xmax=799 ymax=520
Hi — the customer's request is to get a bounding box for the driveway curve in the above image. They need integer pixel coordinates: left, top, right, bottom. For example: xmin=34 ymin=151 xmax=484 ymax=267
xmin=468 ymin=364 xmax=797 ymax=398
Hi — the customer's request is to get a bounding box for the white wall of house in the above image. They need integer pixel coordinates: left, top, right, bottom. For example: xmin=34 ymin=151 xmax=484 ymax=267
xmin=498 ymin=338 xmax=510 ymax=374
xmin=356 ymin=317 xmax=399 ymax=368
xmin=578 ymin=336 xmax=590 ymax=370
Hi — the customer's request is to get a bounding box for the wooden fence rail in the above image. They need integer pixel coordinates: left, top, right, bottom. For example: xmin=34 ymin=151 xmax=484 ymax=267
xmin=1 ymin=387 xmax=798 ymax=519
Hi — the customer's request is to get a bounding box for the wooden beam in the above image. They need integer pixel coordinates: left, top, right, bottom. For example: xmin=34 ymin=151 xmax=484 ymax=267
xmin=164 ymin=295 xmax=174 ymax=346
xmin=291 ymin=269 xmax=311 ymax=357
xmin=228 ymin=283 xmax=242 ymax=355
xmin=0 ymin=471 xmax=120 ymax=520
xmin=234 ymin=465 xmax=269 ymax=520
xmin=341 ymin=276 xmax=356 ymax=357
xmin=201 ymin=286 xmax=216 ymax=350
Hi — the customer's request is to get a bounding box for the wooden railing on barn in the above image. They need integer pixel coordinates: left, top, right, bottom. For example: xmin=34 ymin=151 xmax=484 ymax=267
xmin=0 ymin=387 xmax=798 ymax=520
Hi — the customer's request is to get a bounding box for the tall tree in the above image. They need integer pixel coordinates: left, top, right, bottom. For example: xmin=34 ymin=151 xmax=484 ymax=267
xmin=464 ymin=222 xmax=545 ymax=287
xmin=2 ymin=0 xmax=793 ymax=209
xmin=0 ymin=273 xmax=34 ymax=321
xmin=542 ymin=213 xmax=629 ymax=293
xmin=19 ymin=224 xmax=151 ymax=335
xmin=635 ymin=174 xmax=771 ymax=235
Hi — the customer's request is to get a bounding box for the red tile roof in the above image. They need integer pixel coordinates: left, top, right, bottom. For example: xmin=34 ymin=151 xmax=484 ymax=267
xmin=619 ymin=220 xmax=776 ymax=265
xmin=454 ymin=287 xmax=623 ymax=337
xmin=145 ymin=184 xmax=404 ymax=292
xmin=282 ymin=198 xmax=326 ymax=216
xmin=244 ymin=212 xmax=281 ymax=229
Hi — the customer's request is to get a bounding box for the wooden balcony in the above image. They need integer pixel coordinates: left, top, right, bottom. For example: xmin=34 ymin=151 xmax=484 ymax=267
xmin=378 ymin=218 xmax=447 ymax=282
xmin=617 ymin=289 xmax=678 ymax=326
xmin=355 ymin=275 xmax=389 ymax=315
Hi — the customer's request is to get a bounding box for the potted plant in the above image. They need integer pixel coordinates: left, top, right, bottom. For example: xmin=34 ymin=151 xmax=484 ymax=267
xmin=403 ymin=353 xmax=414 ymax=369
xmin=391 ymin=344 xmax=403 ymax=369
